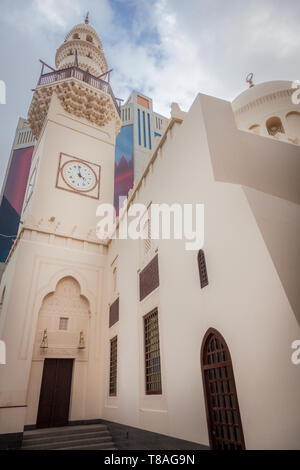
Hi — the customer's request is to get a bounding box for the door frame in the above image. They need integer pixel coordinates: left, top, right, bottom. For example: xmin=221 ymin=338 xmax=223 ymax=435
xmin=36 ymin=358 xmax=74 ymax=429
xmin=200 ymin=328 xmax=246 ymax=450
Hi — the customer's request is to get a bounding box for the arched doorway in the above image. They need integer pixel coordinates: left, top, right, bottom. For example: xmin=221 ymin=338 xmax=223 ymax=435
xmin=201 ymin=329 xmax=245 ymax=450
xmin=26 ymin=276 xmax=91 ymax=429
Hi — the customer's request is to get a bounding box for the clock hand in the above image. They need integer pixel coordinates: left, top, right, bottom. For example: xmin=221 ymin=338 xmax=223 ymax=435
xmin=77 ymin=172 xmax=86 ymax=181
xmin=77 ymin=165 xmax=84 ymax=178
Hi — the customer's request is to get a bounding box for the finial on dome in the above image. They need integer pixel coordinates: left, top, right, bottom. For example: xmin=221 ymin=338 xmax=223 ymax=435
xmin=246 ymin=72 xmax=254 ymax=88
xmin=85 ymin=12 xmax=89 ymax=24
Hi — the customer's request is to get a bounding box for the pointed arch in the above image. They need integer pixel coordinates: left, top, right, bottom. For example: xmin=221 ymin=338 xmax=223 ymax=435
xmin=286 ymin=111 xmax=300 ymax=138
xmin=266 ymin=116 xmax=285 ymax=136
xmin=198 ymin=249 xmax=208 ymax=288
xmin=201 ymin=328 xmax=245 ymax=450
xmin=35 ymin=269 xmax=97 ymax=317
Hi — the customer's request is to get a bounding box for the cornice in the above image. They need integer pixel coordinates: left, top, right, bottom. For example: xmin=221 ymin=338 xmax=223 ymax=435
xmin=234 ymin=88 xmax=294 ymax=116
xmin=28 ymin=77 xmax=121 ymax=140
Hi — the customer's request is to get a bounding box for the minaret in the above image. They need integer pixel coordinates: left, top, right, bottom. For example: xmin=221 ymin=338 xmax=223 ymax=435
xmin=25 ymin=15 xmax=121 ymax=239
xmin=55 ymin=13 xmax=108 ymax=78
xmin=0 ymin=18 xmax=121 ymax=443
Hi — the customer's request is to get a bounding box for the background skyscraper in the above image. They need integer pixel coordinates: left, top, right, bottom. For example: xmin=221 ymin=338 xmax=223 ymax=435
xmin=0 ymin=118 xmax=35 ymax=278
xmin=114 ymin=91 xmax=168 ymax=214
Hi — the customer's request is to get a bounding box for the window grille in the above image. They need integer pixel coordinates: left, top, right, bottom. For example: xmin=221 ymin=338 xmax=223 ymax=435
xmin=109 ymin=336 xmax=118 ymax=396
xmin=198 ymin=250 xmax=208 ymax=288
xmin=113 ymin=267 xmax=117 ymax=292
xmin=266 ymin=116 xmax=285 ymax=136
xmin=144 ymin=214 xmax=151 ymax=255
xmin=144 ymin=309 xmax=162 ymax=395
xmin=59 ymin=317 xmax=69 ymax=331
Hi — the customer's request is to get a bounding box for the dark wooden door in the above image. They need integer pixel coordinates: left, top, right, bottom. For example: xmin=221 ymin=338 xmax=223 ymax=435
xmin=37 ymin=359 xmax=73 ymax=429
xmin=201 ymin=329 xmax=245 ymax=450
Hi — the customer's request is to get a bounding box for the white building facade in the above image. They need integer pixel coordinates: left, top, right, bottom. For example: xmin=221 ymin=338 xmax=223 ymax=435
xmin=0 ymin=19 xmax=299 ymax=450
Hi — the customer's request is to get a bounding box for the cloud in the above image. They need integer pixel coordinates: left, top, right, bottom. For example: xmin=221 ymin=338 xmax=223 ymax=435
xmin=33 ymin=0 xmax=81 ymax=30
xmin=1 ymin=0 xmax=300 ymax=188
xmin=108 ymin=0 xmax=221 ymax=116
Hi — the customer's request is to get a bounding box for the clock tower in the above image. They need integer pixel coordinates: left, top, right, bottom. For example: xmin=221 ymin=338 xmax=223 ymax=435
xmin=25 ymin=15 xmax=121 ymax=237
xmin=0 ymin=16 xmax=121 ymax=440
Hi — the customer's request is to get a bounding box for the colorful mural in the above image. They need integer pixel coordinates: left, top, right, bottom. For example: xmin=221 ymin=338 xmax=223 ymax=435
xmin=0 ymin=146 xmax=34 ymax=262
xmin=114 ymin=125 xmax=134 ymax=215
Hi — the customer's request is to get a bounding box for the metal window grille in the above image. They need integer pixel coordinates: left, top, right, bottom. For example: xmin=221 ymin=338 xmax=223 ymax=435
xmin=59 ymin=317 xmax=69 ymax=331
xmin=109 ymin=336 xmax=118 ymax=396
xmin=113 ymin=267 xmax=117 ymax=292
xmin=144 ymin=309 xmax=162 ymax=395
xmin=144 ymin=215 xmax=151 ymax=255
xmin=198 ymin=250 xmax=208 ymax=288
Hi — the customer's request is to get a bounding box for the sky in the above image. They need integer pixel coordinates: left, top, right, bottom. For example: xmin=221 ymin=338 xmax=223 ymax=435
xmin=0 ymin=0 xmax=300 ymax=188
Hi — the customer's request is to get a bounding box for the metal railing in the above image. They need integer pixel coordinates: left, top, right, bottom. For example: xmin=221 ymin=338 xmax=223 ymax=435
xmin=38 ymin=66 xmax=121 ymax=116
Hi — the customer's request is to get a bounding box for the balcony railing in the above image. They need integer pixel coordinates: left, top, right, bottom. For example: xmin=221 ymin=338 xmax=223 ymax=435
xmin=38 ymin=66 xmax=121 ymax=116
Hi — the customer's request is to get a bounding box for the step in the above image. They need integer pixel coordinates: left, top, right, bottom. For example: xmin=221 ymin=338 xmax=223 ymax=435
xmin=22 ymin=435 xmax=113 ymax=450
xmin=60 ymin=442 xmax=118 ymax=450
xmin=23 ymin=424 xmax=108 ymax=439
xmin=22 ymin=430 xmax=110 ymax=447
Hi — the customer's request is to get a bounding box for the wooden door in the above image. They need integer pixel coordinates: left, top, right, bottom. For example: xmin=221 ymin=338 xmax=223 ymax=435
xmin=201 ymin=329 xmax=245 ymax=450
xmin=37 ymin=359 xmax=73 ymax=429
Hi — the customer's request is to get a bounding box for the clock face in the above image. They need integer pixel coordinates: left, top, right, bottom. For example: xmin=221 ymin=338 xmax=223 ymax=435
xmin=62 ymin=161 xmax=97 ymax=192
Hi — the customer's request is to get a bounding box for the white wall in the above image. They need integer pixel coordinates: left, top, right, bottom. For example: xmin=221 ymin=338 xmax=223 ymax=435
xmin=102 ymin=94 xmax=300 ymax=449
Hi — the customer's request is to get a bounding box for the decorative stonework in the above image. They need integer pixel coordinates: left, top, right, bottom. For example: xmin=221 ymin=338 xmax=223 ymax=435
xmin=33 ymin=277 xmax=90 ymax=362
xmin=56 ymin=40 xmax=107 ymax=77
xmin=234 ymin=88 xmax=294 ymax=117
xmin=65 ymin=23 xmax=104 ymax=49
xmin=28 ymin=78 xmax=121 ymax=140
xmin=55 ymin=22 xmax=108 ymax=77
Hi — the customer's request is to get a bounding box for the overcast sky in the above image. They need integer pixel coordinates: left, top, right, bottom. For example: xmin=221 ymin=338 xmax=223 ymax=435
xmin=0 ymin=0 xmax=299 ymax=188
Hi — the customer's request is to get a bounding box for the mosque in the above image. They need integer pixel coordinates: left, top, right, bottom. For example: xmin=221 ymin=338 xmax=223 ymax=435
xmin=0 ymin=16 xmax=299 ymax=450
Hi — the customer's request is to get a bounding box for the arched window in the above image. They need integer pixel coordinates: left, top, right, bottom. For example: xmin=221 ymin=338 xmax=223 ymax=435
xmin=72 ymin=33 xmax=80 ymax=40
xmin=198 ymin=250 xmax=208 ymax=288
xmin=266 ymin=116 xmax=285 ymax=136
xmin=86 ymin=35 xmax=93 ymax=43
xmin=113 ymin=267 xmax=117 ymax=292
xmin=67 ymin=50 xmax=73 ymax=56
xmin=286 ymin=111 xmax=300 ymax=138
xmin=249 ymin=124 xmax=261 ymax=135
xmin=201 ymin=329 xmax=245 ymax=450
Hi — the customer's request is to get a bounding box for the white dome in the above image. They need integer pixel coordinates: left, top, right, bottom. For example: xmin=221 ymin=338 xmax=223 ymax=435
xmin=232 ymin=80 xmax=300 ymax=144
xmin=232 ymin=80 xmax=293 ymax=112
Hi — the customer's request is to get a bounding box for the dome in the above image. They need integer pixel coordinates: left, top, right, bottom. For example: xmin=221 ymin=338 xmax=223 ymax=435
xmin=232 ymin=80 xmax=300 ymax=143
xmin=64 ymin=23 xmax=104 ymax=51
xmin=55 ymin=16 xmax=108 ymax=77
xmin=232 ymin=80 xmax=293 ymax=112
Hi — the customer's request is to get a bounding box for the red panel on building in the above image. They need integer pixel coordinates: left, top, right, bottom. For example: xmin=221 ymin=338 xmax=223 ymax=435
xmin=139 ymin=255 xmax=159 ymax=301
xmin=137 ymin=95 xmax=150 ymax=109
